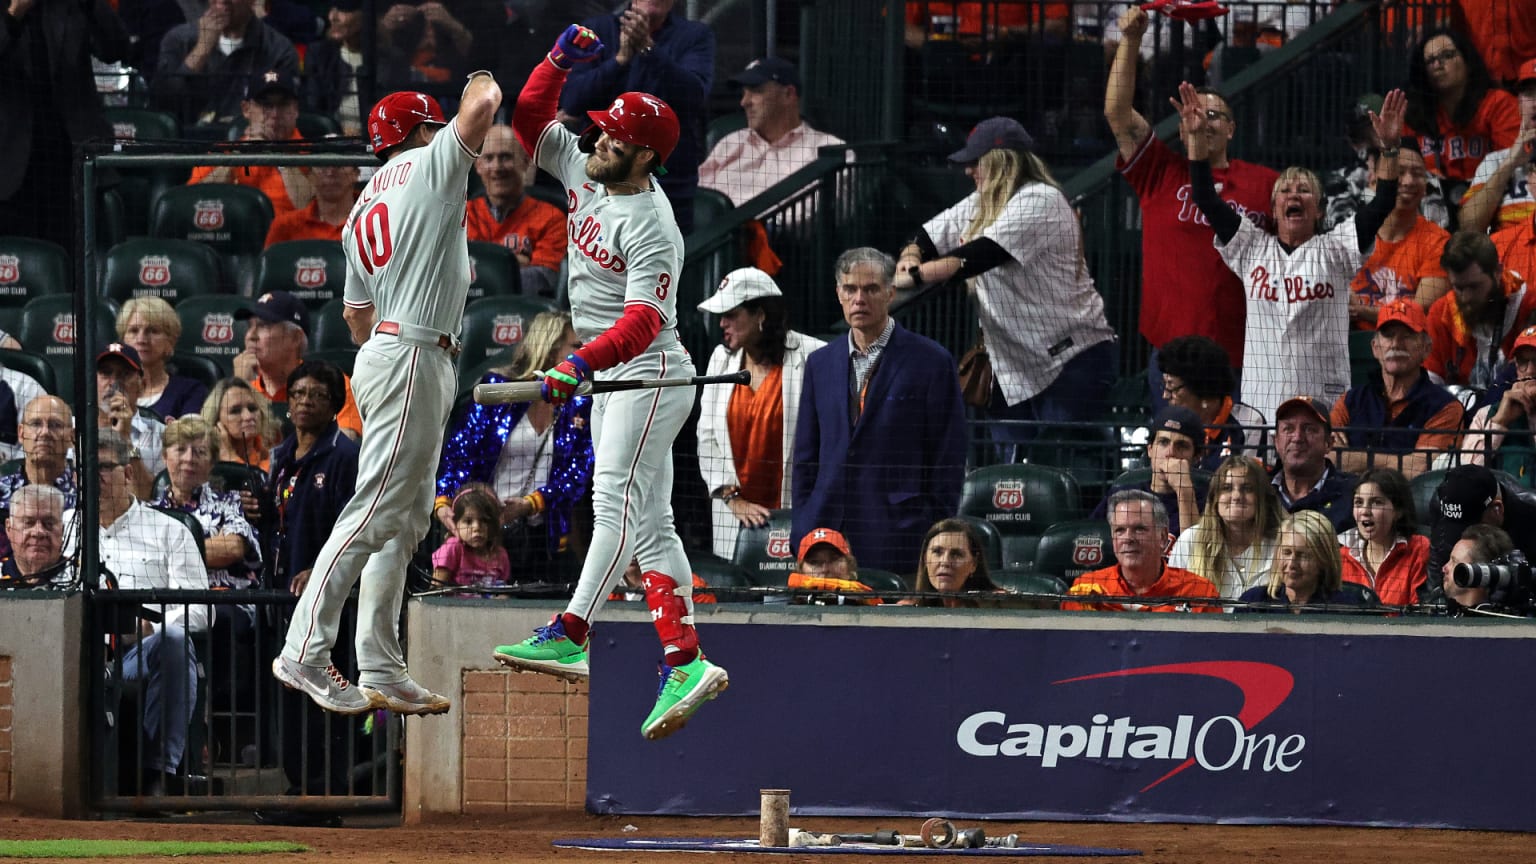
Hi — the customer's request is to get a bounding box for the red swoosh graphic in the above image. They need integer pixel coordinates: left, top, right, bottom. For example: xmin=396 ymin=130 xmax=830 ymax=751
xmin=1054 ymin=661 xmax=1294 ymax=792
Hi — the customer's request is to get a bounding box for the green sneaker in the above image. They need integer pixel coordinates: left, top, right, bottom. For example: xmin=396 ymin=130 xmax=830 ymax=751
xmin=640 ymin=655 xmax=729 ymax=740
xmin=492 ymin=616 xmax=590 ymax=682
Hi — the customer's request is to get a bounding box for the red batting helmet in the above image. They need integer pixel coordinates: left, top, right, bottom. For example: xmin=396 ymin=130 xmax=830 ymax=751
xmin=586 ymin=92 xmax=680 ymax=174
xmin=368 ymin=92 xmax=446 ymax=156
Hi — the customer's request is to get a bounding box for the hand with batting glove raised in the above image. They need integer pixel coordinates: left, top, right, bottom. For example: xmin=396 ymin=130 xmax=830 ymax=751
xmin=541 ymin=353 xmax=591 ymax=406
xmin=549 ymin=24 xmax=602 ymax=69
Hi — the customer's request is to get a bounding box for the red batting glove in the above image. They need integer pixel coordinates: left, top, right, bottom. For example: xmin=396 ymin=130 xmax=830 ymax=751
xmin=549 ymin=24 xmax=602 ymax=69
xmin=541 ymin=353 xmax=590 ymax=406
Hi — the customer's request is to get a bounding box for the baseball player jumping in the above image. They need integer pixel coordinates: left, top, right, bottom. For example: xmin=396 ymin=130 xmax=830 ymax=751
xmin=273 ymin=77 xmax=502 ymax=715
xmin=494 ymin=25 xmax=729 ymax=741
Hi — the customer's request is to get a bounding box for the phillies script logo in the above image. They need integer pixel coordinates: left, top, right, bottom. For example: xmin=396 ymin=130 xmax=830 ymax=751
xmin=491 ymin=314 xmax=524 ymax=346
xmin=201 ymin=313 xmax=235 ymax=345
xmin=1071 ymin=536 xmax=1104 ymax=567
xmin=52 ymin=314 xmax=76 ymax=346
xmin=766 ymin=529 xmax=793 ymax=560
xmin=1248 ymin=266 xmax=1336 ymax=304
xmin=957 ymin=661 xmax=1304 ymax=793
xmin=0 ymin=255 xmax=18 ymax=284
xmin=139 ymin=256 xmax=171 ymax=287
xmin=193 ymin=200 xmax=226 ymax=231
xmin=571 ymin=215 xmax=627 ymax=273
xmin=293 ymin=257 xmax=328 ymax=288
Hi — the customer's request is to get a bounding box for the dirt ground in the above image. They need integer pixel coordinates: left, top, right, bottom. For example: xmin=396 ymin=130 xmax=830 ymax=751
xmin=3 ymin=806 xmax=1533 ymax=863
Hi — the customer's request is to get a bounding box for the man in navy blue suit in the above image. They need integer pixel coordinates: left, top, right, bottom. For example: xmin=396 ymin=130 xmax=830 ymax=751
xmin=792 ymin=247 xmax=967 ymax=575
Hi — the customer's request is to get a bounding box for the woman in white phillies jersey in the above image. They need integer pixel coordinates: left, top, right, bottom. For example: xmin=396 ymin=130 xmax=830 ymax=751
xmin=1179 ymin=83 xmax=1406 ymax=427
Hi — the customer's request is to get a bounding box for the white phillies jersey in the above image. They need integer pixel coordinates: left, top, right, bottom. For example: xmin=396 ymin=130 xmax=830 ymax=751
xmin=342 ymin=117 xmax=479 ymax=338
xmin=1217 ymin=218 xmax=1365 ymax=425
xmin=532 ymin=117 xmax=684 ymax=359
xmin=922 ymin=182 xmax=1115 ymax=405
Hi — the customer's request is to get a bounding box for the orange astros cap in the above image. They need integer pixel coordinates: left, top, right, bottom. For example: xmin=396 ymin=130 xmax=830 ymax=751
xmin=1514 ymin=325 xmax=1536 ymax=354
xmin=1519 ymin=58 xmax=1536 ymax=85
xmin=1376 ymin=298 xmax=1428 ymax=334
xmin=798 ymin=527 xmax=851 ymax=561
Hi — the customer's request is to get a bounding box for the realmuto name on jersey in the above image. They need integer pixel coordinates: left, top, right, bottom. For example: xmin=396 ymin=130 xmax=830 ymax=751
xmin=1248 ymin=266 xmax=1335 ymax=304
xmin=571 ymin=215 xmax=627 ymax=273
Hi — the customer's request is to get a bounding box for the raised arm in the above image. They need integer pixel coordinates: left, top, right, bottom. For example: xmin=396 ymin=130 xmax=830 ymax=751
xmin=1172 ymin=81 xmax=1241 ymax=243
xmin=455 ymin=71 xmax=503 ymax=155
xmin=1104 ymin=6 xmax=1152 ymax=163
xmin=1355 ymin=89 xmax=1407 ymax=253
xmin=1459 ymin=120 xmax=1535 ymax=234
xmin=512 ymin=24 xmax=602 ymax=157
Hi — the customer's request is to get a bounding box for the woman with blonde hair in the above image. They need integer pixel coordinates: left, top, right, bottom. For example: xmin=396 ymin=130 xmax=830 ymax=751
xmin=117 ymin=297 xmax=207 ymax=419
xmin=894 ymin=116 xmax=1117 ymax=454
xmin=200 ymin=377 xmax=281 ymax=472
xmin=1239 ymin=510 xmax=1364 ymax=612
xmin=435 ymin=311 xmax=594 ymax=582
xmin=1168 ymin=455 xmax=1281 ymax=601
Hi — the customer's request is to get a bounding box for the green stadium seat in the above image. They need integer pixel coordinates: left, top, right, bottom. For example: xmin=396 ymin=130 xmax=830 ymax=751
xmin=959 ymin=464 xmax=1083 ymax=570
xmin=174 ymin=294 xmax=256 ymax=376
xmin=1031 ymin=519 xmax=1117 ymax=585
xmin=990 ymin=569 xmax=1067 ymax=608
xmin=458 ymin=295 xmax=555 ymax=371
xmin=150 ymin=184 xmax=275 ymax=293
xmin=684 ymin=549 xmax=756 ymax=603
xmin=168 ymin=352 xmax=223 ymax=392
xmin=150 ymin=504 xmax=205 ymax=560
xmin=309 ymin=298 xmax=353 ymax=352
xmin=731 ymin=508 xmax=796 ymax=588
xmin=854 ymin=568 xmax=909 ymax=598
xmin=102 ymin=238 xmax=224 ymax=306
xmin=17 ymin=294 xmax=118 ymax=404
xmin=0 ymin=237 xmax=71 ymax=307
xmin=296 ymin=113 xmax=342 ymax=138
xmin=256 ymin=240 xmax=347 ymax=308
xmin=1350 ymin=329 xmax=1380 ymax=387
xmin=103 ymin=108 xmax=180 ymax=140
xmin=0 ymin=347 xmax=57 ymax=395
xmin=953 ymin=514 xmax=1003 ymax=571
xmin=467 ymin=241 xmax=523 ymax=298
xmin=705 ymin=113 xmax=746 ymax=152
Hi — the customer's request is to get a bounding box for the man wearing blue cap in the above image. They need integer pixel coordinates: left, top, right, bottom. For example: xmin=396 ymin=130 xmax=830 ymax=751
xmin=1091 ymin=405 xmax=1207 ymax=539
xmin=188 ymin=68 xmax=314 ymax=217
xmin=699 ymin=57 xmax=845 ymax=208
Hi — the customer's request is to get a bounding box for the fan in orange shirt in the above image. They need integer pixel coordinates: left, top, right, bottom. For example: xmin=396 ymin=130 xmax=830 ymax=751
xmin=1063 ymin=490 xmax=1222 ymax=613
xmin=264 ymin=164 xmax=359 ymax=246
xmin=465 ymin=124 xmax=566 ymax=284
xmin=187 ymin=69 xmax=314 ymax=218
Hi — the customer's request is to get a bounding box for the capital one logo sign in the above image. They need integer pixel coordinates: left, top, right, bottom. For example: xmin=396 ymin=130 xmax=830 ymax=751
xmin=956 ymin=661 xmax=1304 ymax=792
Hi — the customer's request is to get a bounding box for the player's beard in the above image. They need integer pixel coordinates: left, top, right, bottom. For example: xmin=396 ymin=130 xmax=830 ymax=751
xmin=585 ymin=146 xmax=641 ymax=184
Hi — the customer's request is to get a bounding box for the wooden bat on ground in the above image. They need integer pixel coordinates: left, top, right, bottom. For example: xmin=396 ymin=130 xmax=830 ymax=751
xmin=473 ymin=369 xmax=750 ymax=405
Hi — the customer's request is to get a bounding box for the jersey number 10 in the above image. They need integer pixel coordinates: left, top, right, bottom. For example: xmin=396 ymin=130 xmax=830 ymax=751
xmin=356 ymin=202 xmax=394 ymax=274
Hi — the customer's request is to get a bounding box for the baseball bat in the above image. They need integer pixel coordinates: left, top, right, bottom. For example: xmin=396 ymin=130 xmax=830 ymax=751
xmin=473 ymin=369 xmax=750 ymax=405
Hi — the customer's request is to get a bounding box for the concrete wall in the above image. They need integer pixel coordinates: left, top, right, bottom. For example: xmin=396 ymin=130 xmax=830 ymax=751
xmin=0 ymin=592 xmax=86 ymax=817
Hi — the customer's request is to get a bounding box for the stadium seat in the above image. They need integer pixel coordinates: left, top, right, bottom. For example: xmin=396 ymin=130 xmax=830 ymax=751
xmin=1409 ymin=468 xmax=1445 ymax=530
xmin=953 ymin=514 xmax=1003 ymax=572
xmin=959 ymin=464 xmax=1083 ymax=570
xmin=102 ymin=238 xmax=224 ymax=306
xmin=150 ymin=184 xmax=275 ymax=293
xmin=174 ymin=295 xmax=256 ymax=376
xmin=731 ymin=508 xmax=796 ymax=588
xmin=103 ymin=108 xmax=180 ymax=140
xmin=1349 ymin=330 xmax=1380 ymax=387
xmin=684 ymin=549 xmax=756 ymax=603
xmin=458 ymin=295 xmax=555 ymax=371
xmin=296 ymin=113 xmax=342 ymax=138
xmin=309 ymin=298 xmax=353 ymax=352
xmin=210 ymin=460 xmax=267 ymax=497
xmin=1031 ymin=519 xmax=1117 ymax=585
xmin=0 ymin=347 xmax=57 ymax=395
xmin=151 ymin=504 xmax=206 ymax=560
xmin=17 ymin=294 xmax=118 ymax=403
xmin=989 ymin=569 xmax=1067 ymax=608
xmin=169 ymin=352 xmax=223 ymax=392
xmin=305 ymin=347 xmax=356 ymax=377
xmin=525 ymin=183 xmax=566 ymax=210
xmin=467 ymin=241 xmax=523 ymax=299
xmin=256 ymin=240 xmax=347 ymax=308
xmin=96 ymin=189 xmax=127 ymax=256
xmin=693 ymin=188 xmax=735 ymax=229
xmin=705 ymin=113 xmax=746 ymax=153
xmin=0 ymin=236 xmax=71 ymax=307
xmin=854 ymin=568 xmax=909 ymax=598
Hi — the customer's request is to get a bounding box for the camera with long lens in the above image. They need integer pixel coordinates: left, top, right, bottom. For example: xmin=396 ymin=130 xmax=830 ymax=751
xmin=1453 ymin=550 xmax=1533 ymax=592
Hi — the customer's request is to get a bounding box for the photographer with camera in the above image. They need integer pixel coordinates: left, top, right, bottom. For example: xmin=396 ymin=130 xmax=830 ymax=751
xmin=1425 ymin=464 xmax=1536 ymax=605
xmin=1442 ymin=524 xmax=1533 ymax=616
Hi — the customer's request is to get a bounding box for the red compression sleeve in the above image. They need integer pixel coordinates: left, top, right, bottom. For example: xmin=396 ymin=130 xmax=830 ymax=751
xmin=574 ymin=303 xmax=663 ymax=372
xmin=511 ymin=58 xmax=566 ymax=157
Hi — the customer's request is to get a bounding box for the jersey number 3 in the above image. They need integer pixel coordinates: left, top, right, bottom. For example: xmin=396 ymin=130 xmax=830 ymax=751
xmin=355 ymin=202 xmax=394 ymax=274
xmin=655 ymin=272 xmax=671 ymax=301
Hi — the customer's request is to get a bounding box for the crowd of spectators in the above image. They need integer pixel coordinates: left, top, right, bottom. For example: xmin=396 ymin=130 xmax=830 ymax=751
xmin=12 ymin=0 xmax=1536 ymax=802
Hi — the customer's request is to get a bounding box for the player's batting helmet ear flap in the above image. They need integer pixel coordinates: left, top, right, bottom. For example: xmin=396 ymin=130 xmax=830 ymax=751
xmin=368 ymin=91 xmax=447 ymax=157
xmin=577 ymin=126 xmax=600 ymax=155
xmin=586 ymin=91 xmax=679 ymax=175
